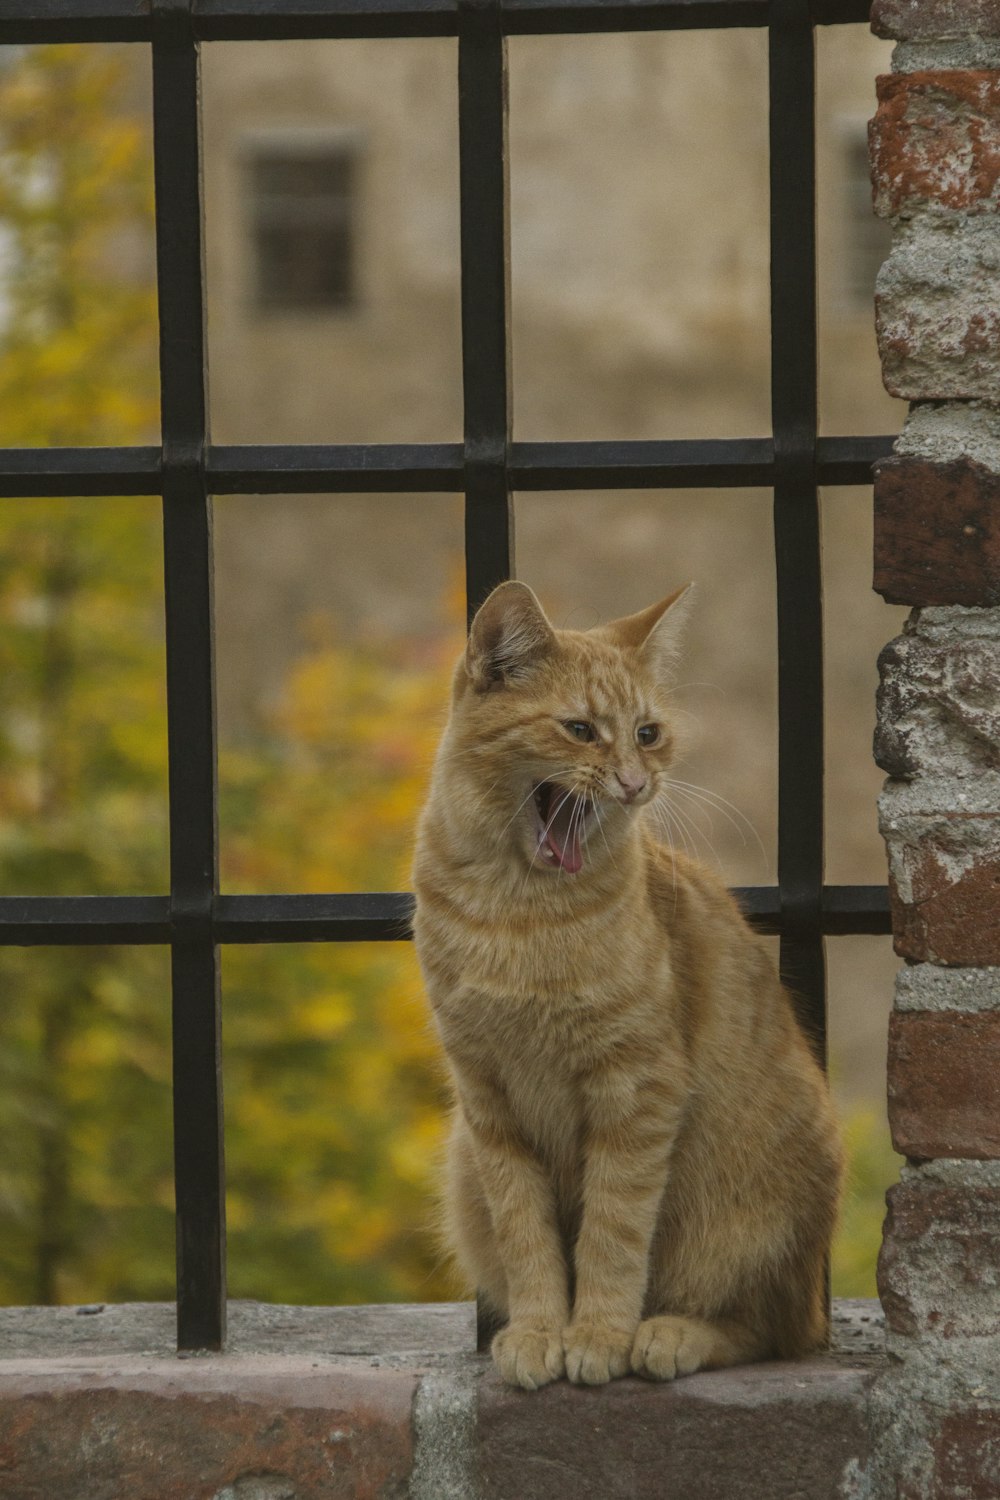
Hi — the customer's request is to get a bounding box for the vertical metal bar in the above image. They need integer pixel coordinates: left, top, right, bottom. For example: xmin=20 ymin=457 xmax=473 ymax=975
xmin=151 ymin=0 xmax=226 ymax=1351
xmin=458 ymin=0 xmax=514 ymax=1350
xmin=458 ymin=0 xmax=514 ymax=625
xmin=768 ymin=0 xmax=826 ymax=1065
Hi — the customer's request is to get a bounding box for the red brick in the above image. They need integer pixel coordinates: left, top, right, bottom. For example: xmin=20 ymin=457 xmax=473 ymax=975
xmin=872 ymin=0 xmax=1000 ymax=40
xmin=871 ymin=72 xmax=1000 ymax=217
xmin=874 ymin=455 xmax=1000 ymax=606
xmin=878 ymin=1176 xmax=1000 ymax=1336
xmin=888 ymin=1010 xmax=1000 ymax=1158
xmin=888 ymin=825 xmax=1000 ymax=966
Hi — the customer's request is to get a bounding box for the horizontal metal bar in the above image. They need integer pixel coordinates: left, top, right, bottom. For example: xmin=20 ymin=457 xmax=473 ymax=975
xmin=208 ymin=444 xmax=464 ymax=493
xmin=0 ymin=437 xmax=894 ymax=498
xmin=0 ymin=896 xmax=172 ymax=945
xmin=819 ymin=883 xmax=894 ymax=936
xmin=511 ymin=439 xmax=776 ymax=489
xmin=214 ymin=892 xmax=416 ymax=941
xmin=0 ymin=448 xmax=162 ymax=498
xmin=734 ymin=884 xmax=892 ymax=936
xmin=816 ymin=435 xmax=896 ymax=487
xmin=0 ymin=893 xmax=415 ymax=944
xmin=0 ymin=0 xmax=151 ymax=43
xmin=0 ymin=0 xmax=882 ymax=43
xmin=0 ymin=885 xmax=889 ymax=944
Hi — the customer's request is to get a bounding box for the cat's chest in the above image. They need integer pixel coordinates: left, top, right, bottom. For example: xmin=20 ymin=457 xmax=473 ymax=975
xmin=429 ymin=917 xmax=671 ymax=1073
xmin=433 ymin=893 xmax=648 ymax=995
xmin=415 ymin=869 xmax=673 ymax=1065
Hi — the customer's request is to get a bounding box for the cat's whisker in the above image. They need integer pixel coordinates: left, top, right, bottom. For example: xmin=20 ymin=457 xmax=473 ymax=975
xmin=648 ymin=799 xmax=697 ymax=866
xmin=516 ymin=781 xmax=580 ymax=897
xmin=567 ymin=791 xmax=587 ymax=876
xmin=499 ymin=767 xmax=582 ymax=839
xmin=497 ymin=780 xmax=552 ymax=838
xmin=659 ymin=794 xmax=723 ymax=871
xmin=589 ymin=799 xmax=619 ymax=873
xmin=646 ymin=803 xmax=682 ymax=911
xmin=662 ymin=778 xmax=768 ymax=868
xmin=552 ymin=787 xmax=585 ymax=883
xmin=661 ymin=788 xmax=716 ymax=842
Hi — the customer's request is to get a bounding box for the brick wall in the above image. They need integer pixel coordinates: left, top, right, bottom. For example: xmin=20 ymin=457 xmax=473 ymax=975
xmin=868 ymin=1 xmax=1000 ymax=1492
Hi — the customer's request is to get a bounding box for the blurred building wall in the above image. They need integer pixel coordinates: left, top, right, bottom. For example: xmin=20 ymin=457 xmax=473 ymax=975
xmin=189 ymin=27 xmax=906 ymax=1100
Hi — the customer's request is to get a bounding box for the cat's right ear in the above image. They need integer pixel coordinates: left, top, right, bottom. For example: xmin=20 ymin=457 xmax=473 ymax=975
xmin=466 ymin=581 xmax=556 ymax=691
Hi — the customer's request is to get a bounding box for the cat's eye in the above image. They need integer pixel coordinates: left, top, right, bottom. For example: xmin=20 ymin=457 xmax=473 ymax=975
xmin=563 ymin=720 xmax=596 ymax=743
xmin=637 ymin=724 xmax=660 ymax=746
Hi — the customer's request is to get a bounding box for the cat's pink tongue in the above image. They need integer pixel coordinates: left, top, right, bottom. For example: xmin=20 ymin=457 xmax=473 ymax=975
xmin=544 ymin=792 xmax=584 ymax=874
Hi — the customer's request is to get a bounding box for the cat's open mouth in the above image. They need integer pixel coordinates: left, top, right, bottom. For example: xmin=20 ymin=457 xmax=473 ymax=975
xmin=532 ymin=780 xmax=594 ymax=874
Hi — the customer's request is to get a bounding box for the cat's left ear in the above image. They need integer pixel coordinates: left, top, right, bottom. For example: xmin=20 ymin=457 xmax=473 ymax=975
xmin=466 ymin=580 xmax=556 ymax=691
xmin=602 ymin=583 xmax=694 ymax=680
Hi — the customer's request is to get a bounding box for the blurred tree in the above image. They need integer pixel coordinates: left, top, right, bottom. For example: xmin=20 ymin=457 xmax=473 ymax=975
xmin=219 ymin=619 xmax=459 ymax=1302
xmin=0 ymin=43 xmax=170 ymax=1304
xmin=0 ymin=44 xmax=458 ymax=1307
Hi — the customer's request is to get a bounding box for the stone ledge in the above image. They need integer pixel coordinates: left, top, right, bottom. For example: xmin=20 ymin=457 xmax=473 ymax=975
xmin=0 ymin=1301 xmax=884 ymax=1500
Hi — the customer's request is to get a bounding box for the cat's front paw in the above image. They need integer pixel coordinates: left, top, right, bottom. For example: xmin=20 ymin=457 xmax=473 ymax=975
xmin=562 ymin=1321 xmax=633 ymax=1386
xmin=491 ymin=1323 xmax=565 ymax=1390
xmin=631 ymin=1314 xmax=713 ymax=1380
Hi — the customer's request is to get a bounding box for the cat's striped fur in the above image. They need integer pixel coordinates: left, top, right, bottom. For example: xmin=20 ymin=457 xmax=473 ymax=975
xmin=412 ymin=581 xmax=842 ymax=1389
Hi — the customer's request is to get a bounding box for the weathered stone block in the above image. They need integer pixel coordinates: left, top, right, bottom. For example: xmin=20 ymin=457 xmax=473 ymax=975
xmin=0 ymin=1360 xmax=417 ymax=1500
xmin=876 ymin=611 xmax=1000 ymax=963
xmin=878 ymin=1162 xmax=1000 ymax=1346
xmin=874 ymin=613 xmax=1000 ymax=777
xmin=876 ymin=217 xmax=1000 ymax=400
xmin=871 ymin=71 xmax=1000 ymax=218
xmin=895 ymin=400 xmax=1000 ymax=469
xmin=0 ymin=1301 xmax=882 ymax=1500
xmin=475 ymin=1358 xmax=873 ymax=1500
xmin=872 ymin=0 xmax=1000 ymax=41
xmin=874 ymin=455 xmax=1000 ymax=606
xmin=888 ymin=1010 xmax=1000 ymax=1155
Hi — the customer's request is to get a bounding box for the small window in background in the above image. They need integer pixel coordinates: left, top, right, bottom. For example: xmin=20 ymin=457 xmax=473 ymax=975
xmin=246 ymin=132 xmax=359 ymax=312
xmin=840 ymin=126 xmax=892 ymax=314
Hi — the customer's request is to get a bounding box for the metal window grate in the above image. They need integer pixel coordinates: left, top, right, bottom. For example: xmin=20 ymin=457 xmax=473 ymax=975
xmin=0 ymin=0 xmax=892 ymax=1353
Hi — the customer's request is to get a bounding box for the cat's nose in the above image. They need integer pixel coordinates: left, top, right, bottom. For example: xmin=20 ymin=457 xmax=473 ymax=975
xmin=614 ymin=770 xmax=647 ymax=804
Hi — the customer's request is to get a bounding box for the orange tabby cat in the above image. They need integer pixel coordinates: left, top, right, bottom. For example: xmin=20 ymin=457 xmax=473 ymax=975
xmin=412 ymin=580 xmax=842 ymax=1390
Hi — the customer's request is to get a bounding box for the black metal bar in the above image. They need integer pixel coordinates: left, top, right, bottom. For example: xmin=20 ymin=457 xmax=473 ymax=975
xmin=458 ymin=0 xmax=514 ymax=620
xmin=214 ymin=892 xmax=416 ymax=942
xmin=820 ymin=885 xmax=892 ymax=936
xmin=0 ymin=0 xmax=875 ymax=44
xmin=511 ymin=439 xmax=776 ymax=490
xmin=0 ymin=448 xmax=162 ymax=497
xmin=815 ymin=435 xmax=895 ymax=486
xmin=0 ymin=435 xmax=895 ymax=499
xmin=208 ymin=443 xmax=465 ymax=493
xmin=0 ymin=896 xmax=172 ymax=945
xmin=152 ymin=0 xmax=226 ymax=1353
xmin=0 ymin=886 xmax=891 ymax=944
xmin=769 ymin=0 xmax=825 ymax=1063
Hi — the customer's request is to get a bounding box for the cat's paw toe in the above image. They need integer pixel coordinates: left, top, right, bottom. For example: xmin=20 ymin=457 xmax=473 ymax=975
xmin=631 ymin=1315 xmax=707 ymax=1380
xmin=563 ymin=1322 xmax=633 ymax=1386
xmin=491 ymin=1324 xmax=565 ymax=1390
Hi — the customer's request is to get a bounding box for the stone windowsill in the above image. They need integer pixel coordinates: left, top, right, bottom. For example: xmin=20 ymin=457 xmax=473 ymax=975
xmin=0 ymin=1298 xmax=885 ymax=1499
